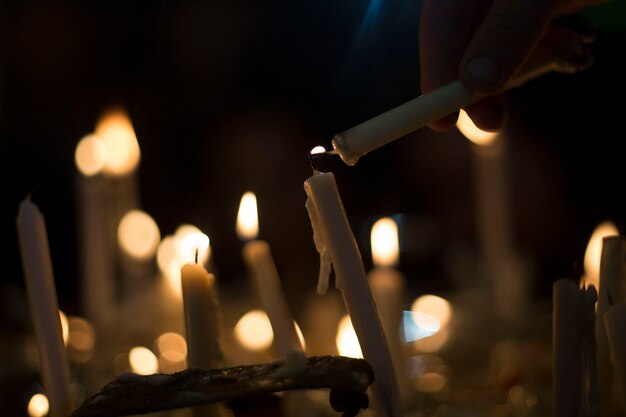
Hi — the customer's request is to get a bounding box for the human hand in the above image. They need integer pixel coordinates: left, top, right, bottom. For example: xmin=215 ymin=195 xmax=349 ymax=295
xmin=419 ymin=0 xmax=606 ymax=132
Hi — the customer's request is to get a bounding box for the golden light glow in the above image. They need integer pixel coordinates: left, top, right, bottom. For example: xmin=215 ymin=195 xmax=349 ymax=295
xmin=310 ymin=146 xmax=326 ymax=155
xmin=59 ymin=310 xmax=69 ymax=346
xmin=583 ymin=221 xmax=619 ymax=288
xmin=129 ymin=346 xmax=159 ymax=375
xmin=336 ymin=315 xmax=363 ymax=359
xmin=117 ymin=210 xmax=161 ymax=260
xmin=294 ymin=321 xmax=306 ymax=351
xmin=27 ymin=393 xmax=49 ymax=417
xmin=68 ymin=317 xmax=95 ymax=352
xmin=236 ymin=192 xmax=259 ymax=241
xmin=234 ymin=310 xmax=274 ymax=351
xmin=456 ymin=109 xmax=498 ymax=147
xmin=178 ymin=232 xmax=211 ymax=265
xmin=156 ymin=332 xmax=187 ymax=363
xmin=416 ymin=372 xmax=447 ymax=393
xmin=75 ymin=134 xmax=107 ymax=176
xmin=411 ymin=295 xmax=452 ymax=328
xmin=371 ymin=217 xmax=399 ymax=267
xmin=95 ymin=108 xmax=140 ymax=176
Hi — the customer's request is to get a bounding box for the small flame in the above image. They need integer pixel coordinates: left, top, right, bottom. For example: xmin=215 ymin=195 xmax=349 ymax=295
xmin=234 ymin=310 xmax=274 ymax=351
xmin=129 ymin=346 xmax=159 ymax=375
xmin=310 ymin=146 xmax=326 ymax=155
xmin=336 ymin=315 xmax=363 ymax=358
xmin=95 ymin=108 xmax=140 ymax=176
xmin=371 ymin=217 xmax=399 ymax=267
xmin=583 ymin=220 xmax=619 ymax=288
xmin=27 ymin=393 xmax=49 ymax=417
xmin=236 ymin=192 xmax=259 ymax=241
xmin=75 ymin=134 xmax=107 ymax=176
xmin=456 ymin=109 xmax=498 ymax=147
xmin=117 ymin=210 xmax=161 ymax=260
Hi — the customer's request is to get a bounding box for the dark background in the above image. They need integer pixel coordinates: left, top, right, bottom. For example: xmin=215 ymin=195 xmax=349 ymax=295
xmin=1 ymin=0 xmax=626 ymax=415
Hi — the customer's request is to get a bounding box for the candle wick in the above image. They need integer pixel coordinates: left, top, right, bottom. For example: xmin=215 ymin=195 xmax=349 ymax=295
xmin=195 ymin=248 xmax=199 ymax=264
xmin=308 ymin=151 xmax=336 ymax=173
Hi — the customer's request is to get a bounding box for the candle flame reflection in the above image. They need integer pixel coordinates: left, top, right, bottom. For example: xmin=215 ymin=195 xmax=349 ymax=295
xmin=234 ymin=310 xmax=273 ymax=351
xmin=371 ymin=217 xmax=399 ymax=267
xmin=336 ymin=315 xmax=363 ymax=358
xmin=129 ymin=346 xmax=159 ymax=375
xmin=95 ymin=108 xmax=140 ymax=176
xmin=456 ymin=109 xmax=498 ymax=147
xmin=582 ymin=220 xmax=619 ymax=289
xmin=27 ymin=393 xmax=49 ymax=417
xmin=236 ymin=192 xmax=259 ymax=241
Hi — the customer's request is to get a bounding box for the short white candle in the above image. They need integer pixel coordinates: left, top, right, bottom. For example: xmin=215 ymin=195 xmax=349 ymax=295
xmin=603 ymin=301 xmax=626 ymax=411
xmin=16 ymin=198 xmax=72 ymax=417
xmin=304 ymin=169 xmax=401 ymax=417
xmin=552 ymin=279 xmax=588 ymax=417
xmin=237 ymin=192 xmax=302 ymax=356
xmin=595 ymin=235 xmax=625 ymax=417
xmin=181 ymin=263 xmax=224 ymax=369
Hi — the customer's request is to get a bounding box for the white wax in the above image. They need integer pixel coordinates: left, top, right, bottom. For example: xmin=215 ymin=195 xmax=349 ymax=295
xmin=603 ymin=301 xmax=626 ymax=411
xmin=552 ymin=279 xmax=585 ymax=417
xmin=304 ymin=172 xmax=401 ymax=417
xmin=180 ymin=263 xmax=223 ymax=369
xmin=16 ymin=199 xmax=72 ymax=417
xmin=243 ymin=240 xmax=302 ymax=356
xmin=595 ymin=236 xmax=625 ymax=417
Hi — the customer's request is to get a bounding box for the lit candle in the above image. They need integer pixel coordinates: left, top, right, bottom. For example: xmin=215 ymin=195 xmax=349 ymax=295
xmin=457 ymin=110 xmax=526 ymax=321
xmin=304 ymin=153 xmax=401 ymax=417
xmin=603 ymin=301 xmax=626 ymax=411
xmin=74 ymin=134 xmax=116 ymax=329
xmin=580 ymin=221 xmax=619 ymax=289
xmin=330 ymin=33 xmax=593 ymax=165
xmin=595 ymin=235 xmax=625 ymax=417
xmin=16 ymin=197 xmax=72 ymax=417
xmin=552 ymin=279 xmax=597 ymax=417
xmin=367 ymin=218 xmax=409 ymax=403
xmin=236 ymin=192 xmax=303 ymax=356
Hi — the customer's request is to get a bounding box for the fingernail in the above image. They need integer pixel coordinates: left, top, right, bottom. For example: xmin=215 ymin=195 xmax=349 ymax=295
xmin=466 ymin=57 xmax=502 ymax=87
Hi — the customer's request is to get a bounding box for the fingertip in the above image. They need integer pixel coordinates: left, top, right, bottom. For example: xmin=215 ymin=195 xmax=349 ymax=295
xmin=464 ymin=95 xmax=507 ymax=132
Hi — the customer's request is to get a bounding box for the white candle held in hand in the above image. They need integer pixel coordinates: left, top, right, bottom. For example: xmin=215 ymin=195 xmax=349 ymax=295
xmin=16 ymin=197 xmax=72 ymax=417
xmin=304 ymin=156 xmax=401 ymax=417
xmin=237 ymin=192 xmax=303 ymax=357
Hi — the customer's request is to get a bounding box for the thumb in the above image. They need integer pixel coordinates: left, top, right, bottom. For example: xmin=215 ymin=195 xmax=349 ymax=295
xmin=459 ymin=0 xmax=564 ymax=95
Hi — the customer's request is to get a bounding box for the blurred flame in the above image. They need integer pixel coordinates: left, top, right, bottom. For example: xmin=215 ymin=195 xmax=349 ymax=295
xmin=456 ymin=109 xmax=498 ymax=147
xmin=371 ymin=217 xmax=399 ymax=267
xmin=27 ymin=393 xmax=49 ymax=417
xmin=117 ymin=210 xmax=161 ymax=260
xmin=68 ymin=317 xmax=95 ymax=352
xmin=156 ymin=332 xmax=187 ymax=363
xmin=75 ymin=134 xmax=107 ymax=176
xmin=236 ymin=192 xmax=258 ymax=241
xmin=583 ymin=221 xmax=619 ymax=288
xmin=129 ymin=346 xmax=159 ymax=375
xmin=59 ymin=310 xmax=69 ymax=346
xmin=95 ymin=108 xmax=140 ymax=176
xmin=310 ymin=146 xmax=326 ymax=155
xmin=336 ymin=315 xmax=363 ymax=358
xmin=234 ymin=310 xmax=273 ymax=351
xmin=411 ymin=295 xmax=452 ymax=328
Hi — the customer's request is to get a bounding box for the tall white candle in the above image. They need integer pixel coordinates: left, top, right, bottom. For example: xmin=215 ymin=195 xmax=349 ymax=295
xmin=237 ymin=192 xmax=302 ymax=356
xmin=552 ymin=279 xmax=596 ymax=417
xmin=595 ymin=236 xmax=625 ymax=417
xmin=16 ymin=198 xmax=72 ymax=417
xmin=603 ymin=301 xmax=626 ymax=411
xmin=331 ymin=33 xmax=591 ymax=165
xmin=304 ymin=170 xmax=401 ymax=417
